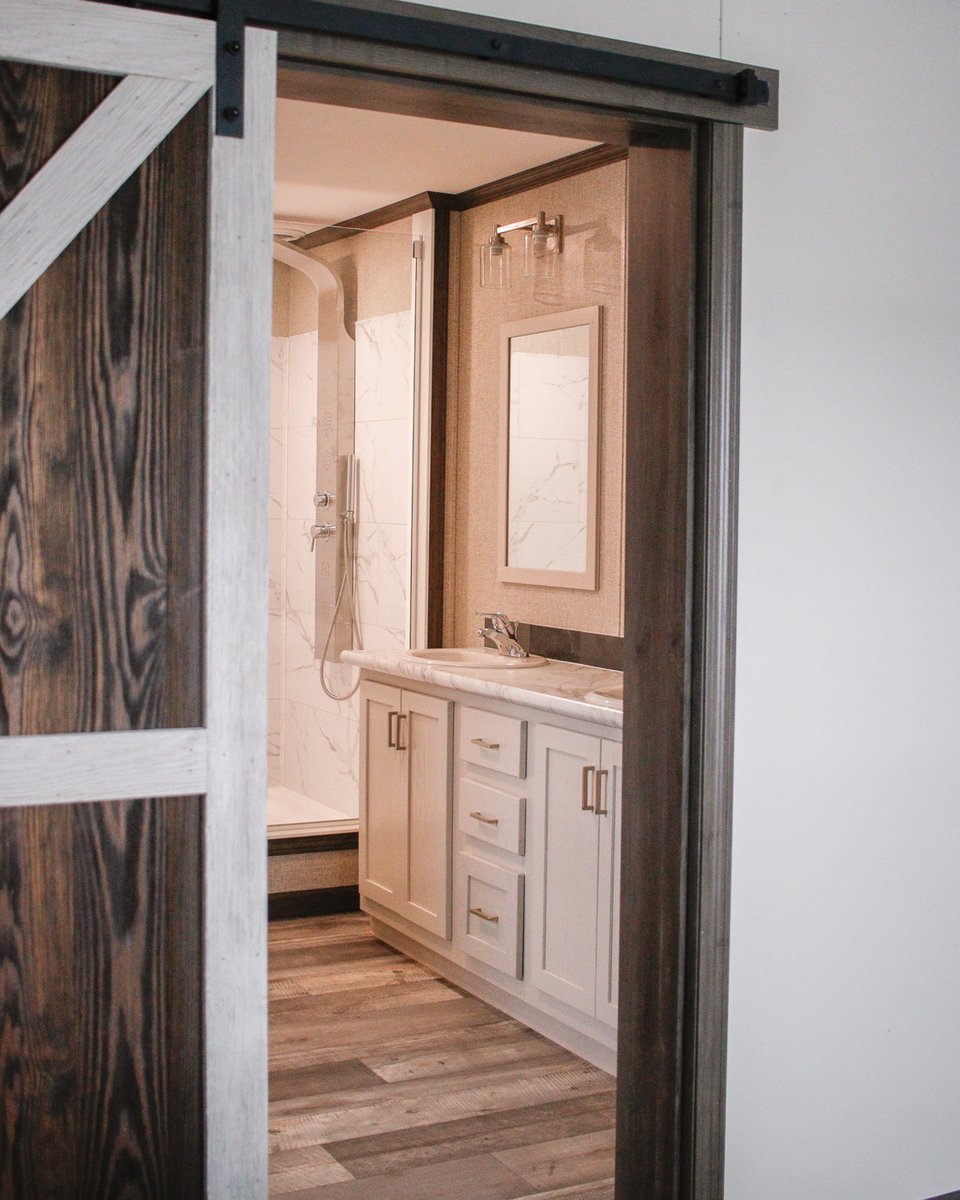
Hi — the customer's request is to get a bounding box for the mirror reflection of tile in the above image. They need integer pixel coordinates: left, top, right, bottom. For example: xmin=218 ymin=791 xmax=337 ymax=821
xmin=508 ymin=325 xmax=591 ymax=573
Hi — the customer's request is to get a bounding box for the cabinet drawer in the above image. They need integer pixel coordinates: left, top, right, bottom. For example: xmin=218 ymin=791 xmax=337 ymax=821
xmin=454 ymin=852 xmax=524 ymax=979
xmin=458 ymin=777 xmax=526 ymax=856
xmin=458 ymin=706 xmax=527 ymax=778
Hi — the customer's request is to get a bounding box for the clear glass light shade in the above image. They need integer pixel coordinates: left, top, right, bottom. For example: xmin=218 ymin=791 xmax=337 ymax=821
xmin=523 ymin=220 xmax=560 ymax=280
xmin=480 ymin=234 xmax=512 ymax=289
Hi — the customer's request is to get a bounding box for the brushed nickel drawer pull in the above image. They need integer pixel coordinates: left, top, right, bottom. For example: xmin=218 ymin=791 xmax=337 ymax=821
xmin=387 ymin=710 xmax=399 ymax=748
xmin=469 ymin=906 xmax=500 ymax=923
xmin=595 ymin=768 xmax=610 ymax=816
xmin=581 ymin=764 xmax=596 ymax=812
xmin=396 ymin=712 xmax=408 ymax=751
xmin=469 ymin=811 xmax=500 ymax=826
xmin=470 ymin=737 xmax=501 ymax=751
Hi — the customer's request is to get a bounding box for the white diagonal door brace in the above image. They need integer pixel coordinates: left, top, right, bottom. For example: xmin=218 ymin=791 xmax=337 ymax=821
xmin=0 ymin=72 xmax=207 ymax=322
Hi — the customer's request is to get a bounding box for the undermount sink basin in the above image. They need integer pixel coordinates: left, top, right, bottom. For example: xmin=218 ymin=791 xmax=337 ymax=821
xmin=583 ymin=681 xmax=624 ymax=710
xmin=405 ymin=647 xmax=547 ymax=669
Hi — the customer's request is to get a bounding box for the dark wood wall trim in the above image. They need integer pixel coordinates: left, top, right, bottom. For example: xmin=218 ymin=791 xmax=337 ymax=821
xmin=268 ymin=831 xmax=359 ymax=856
xmin=291 ymin=144 xmax=625 ymax=253
xmin=427 ymin=203 xmax=452 ymax=647
xmin=679 ymin=121 xmax=743 ymax=1200
xmin=293 ymin=189 xmax=456 ymax=250
xmin=454 ymin=143 xmax=626 ymax=210
xmin=615 ymin=138 xmax=696 ymax=1199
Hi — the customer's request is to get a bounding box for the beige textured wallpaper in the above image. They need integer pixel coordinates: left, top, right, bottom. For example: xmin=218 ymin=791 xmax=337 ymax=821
xmin=446 ymin=161 xmax=627 ymax=645
xmin=307 ymin=216 xmax=414 ymax=330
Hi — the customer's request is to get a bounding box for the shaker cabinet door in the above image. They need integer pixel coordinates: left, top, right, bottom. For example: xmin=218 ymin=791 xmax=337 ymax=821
xmin=359 ymin=682 xmax=406 ymax=912
xmin=402 ymin=690 xmax=453 ymax=938
xmin=528 ymin=725 xmax=602 ymax=1016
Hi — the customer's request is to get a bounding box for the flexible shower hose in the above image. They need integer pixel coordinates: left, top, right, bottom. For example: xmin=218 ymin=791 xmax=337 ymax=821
xmin=319 ymin=513 xmax=364 ymax=701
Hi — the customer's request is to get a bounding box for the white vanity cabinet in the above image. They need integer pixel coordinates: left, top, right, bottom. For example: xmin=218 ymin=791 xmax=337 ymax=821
xmin=352 ymin=655 xmax=623 ymax=1072
xmin=527 ymin=727 xmax=622 ymax=1025
xmin=359 ymin=681 xmax=453 ymax=938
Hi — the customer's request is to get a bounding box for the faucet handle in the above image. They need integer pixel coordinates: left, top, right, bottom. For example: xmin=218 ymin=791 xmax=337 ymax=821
xmin=476 ymin=611 xmax=515 ymax=636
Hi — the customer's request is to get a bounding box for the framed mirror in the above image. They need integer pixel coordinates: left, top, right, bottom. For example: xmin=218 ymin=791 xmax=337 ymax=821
xmin=498 ymin=306 xmax=601 ymax=590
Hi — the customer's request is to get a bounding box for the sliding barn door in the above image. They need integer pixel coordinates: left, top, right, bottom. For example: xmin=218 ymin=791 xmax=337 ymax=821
xmin=0 ymin=3 xmax=275 ymax=1196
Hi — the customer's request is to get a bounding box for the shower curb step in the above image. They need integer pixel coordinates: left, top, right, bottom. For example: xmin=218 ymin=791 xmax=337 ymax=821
xmin=268 ymin=831 xmax=359 ymax=857
xmin=268 ymin=884 xmax=360 ymax=922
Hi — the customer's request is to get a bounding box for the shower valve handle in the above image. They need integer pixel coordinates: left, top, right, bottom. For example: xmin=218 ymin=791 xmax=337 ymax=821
xmin=309 ymin=523 xmax=336 ymax=551
xmin=314 ymin=491 xmax=335 ymax=507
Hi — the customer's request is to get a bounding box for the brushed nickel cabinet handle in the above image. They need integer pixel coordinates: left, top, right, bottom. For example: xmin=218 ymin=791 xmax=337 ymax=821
xmin=470 ymin=737 xmax=501 ymax=751
xmin=595 ymin=768 xmax=610 ymax=816
xmin=396 ymin=712 xmax=408 ymax=751
xmin=581 ymin=764 xmax=596 ymax=812
xmin=387 ymin=710 xmax=399 ymax=748
xmin=469 ymin=811 xmax=500 ymax=826
xmin=469 ymin=906 xmax=500 ymax=923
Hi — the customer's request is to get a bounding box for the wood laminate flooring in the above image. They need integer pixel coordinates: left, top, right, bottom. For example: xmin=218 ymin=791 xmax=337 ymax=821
xmin=268 ymin=913 xmax=617 ymax=1199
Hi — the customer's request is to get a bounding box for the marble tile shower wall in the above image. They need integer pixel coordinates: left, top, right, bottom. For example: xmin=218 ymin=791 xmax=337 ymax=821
xmin=354 ymin=310 xmax=413 ymax=653
xmin=268 ymin=309 xmax=413 ymax=822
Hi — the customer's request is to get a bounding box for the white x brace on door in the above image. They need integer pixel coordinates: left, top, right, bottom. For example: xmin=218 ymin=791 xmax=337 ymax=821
xmin=0 ymin=1 xmax=275 ymax=1194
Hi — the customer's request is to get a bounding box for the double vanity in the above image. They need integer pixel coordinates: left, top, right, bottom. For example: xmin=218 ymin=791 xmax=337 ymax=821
xmin=343 ymin=643 xmax=623 ymax=1073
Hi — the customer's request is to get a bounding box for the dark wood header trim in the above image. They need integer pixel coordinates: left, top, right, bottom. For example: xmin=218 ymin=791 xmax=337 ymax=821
xmin=454 ymin=143 xmax=626 ymax=210
xmin=292 ymin=143 xmax=625 ymax=251
xmin=294 ymin=190 xmax=456 ymax=249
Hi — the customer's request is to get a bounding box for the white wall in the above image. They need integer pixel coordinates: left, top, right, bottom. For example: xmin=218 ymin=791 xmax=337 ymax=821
xmin=414 ymin=1 xmax=960 ymax=1196
xmin=724 ymin=4 xmax=960 ymax=1197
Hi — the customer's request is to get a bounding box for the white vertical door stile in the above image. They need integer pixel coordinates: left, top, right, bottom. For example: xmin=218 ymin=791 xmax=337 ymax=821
xmin=205 ymin=24 xmax=276 ymax=1200
xmin=0 ymin=3 xmax=277 ymax=1195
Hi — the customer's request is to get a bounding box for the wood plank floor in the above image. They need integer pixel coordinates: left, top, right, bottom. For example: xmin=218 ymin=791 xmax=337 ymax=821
xmin=269 ymin=913 xmax=617 ymax=1199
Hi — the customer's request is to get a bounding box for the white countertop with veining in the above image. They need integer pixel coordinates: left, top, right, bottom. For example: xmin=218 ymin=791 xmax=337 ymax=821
xmin=342 ymin=650 xmax=623 ymax=729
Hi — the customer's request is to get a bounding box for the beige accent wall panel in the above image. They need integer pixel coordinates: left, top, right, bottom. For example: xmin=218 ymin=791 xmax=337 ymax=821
xmin=449 ymin=162 xmax=626 ymax=643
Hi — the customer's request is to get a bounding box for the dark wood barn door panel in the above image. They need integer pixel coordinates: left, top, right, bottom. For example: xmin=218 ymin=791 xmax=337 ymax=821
xmin=0 ymin=58 xmax=208 ymax=1198
xmin=0 ymin=796 xmax=203 ymax=1200
xmin=0 ymin=62 xmax=206 ymax=737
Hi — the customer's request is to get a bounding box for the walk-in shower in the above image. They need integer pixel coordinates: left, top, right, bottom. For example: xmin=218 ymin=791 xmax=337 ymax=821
xmin=267 ymin=220 xmax=425 ymax=835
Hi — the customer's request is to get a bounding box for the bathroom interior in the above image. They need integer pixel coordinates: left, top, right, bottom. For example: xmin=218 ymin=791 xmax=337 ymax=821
xmin=267 ymin=88 xmax=641 ymax=1193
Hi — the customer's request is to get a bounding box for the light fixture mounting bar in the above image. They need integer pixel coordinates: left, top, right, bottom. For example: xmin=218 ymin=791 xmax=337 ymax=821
xmin=496 ymin=214 xmax=564 ymax=254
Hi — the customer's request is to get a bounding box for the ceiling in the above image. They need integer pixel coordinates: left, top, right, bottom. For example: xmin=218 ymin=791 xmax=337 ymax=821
xmin=274 ymin=99 xmax=598 ymax=232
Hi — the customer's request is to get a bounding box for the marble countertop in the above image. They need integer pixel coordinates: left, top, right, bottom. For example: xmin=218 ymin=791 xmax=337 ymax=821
xmin=342 ymin=650 xmax=623 ymax=729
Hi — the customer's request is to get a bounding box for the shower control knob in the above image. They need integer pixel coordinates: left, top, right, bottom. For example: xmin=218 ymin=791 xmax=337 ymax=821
xmin=314 ymin=491 xmax=335 ymax=507
xmin=309 ymin=523 xmax=336 ymax=551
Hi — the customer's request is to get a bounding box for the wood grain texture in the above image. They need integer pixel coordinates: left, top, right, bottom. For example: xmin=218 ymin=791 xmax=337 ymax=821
xmin=0 ymin=795 xmax=203 ymax=1200
xmin=0 ymin=727 xmax=207 ymax=806
xmin=0 ymin=73 xmax=207 ymax=321
xmin=0 ymin=62 xmax=207 ymax=736
xmin=0 ymin=0 xmax=215 ymax=83
xmin=616 ymin=141 xmax=695 ymax=1199
xmin=268 ymin=914 xmax=616 ymax=1198
xmin=0 ymin=50 xmax=209 ymax=1200
xmin=680 ymin=122 xmax=744 ymax=1200
xmin=204 ymin=27 xmax=275 ymax=1198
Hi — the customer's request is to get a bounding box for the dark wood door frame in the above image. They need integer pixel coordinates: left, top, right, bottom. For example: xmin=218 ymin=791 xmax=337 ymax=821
xmin=278 ymin=53 xmax=748 ymax=1200
xmin=96 ymin=3 xmax=766 ymax=1195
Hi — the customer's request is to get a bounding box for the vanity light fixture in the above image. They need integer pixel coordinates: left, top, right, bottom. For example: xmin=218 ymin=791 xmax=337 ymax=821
xmin=479 ymin=227 xmax=513 ymax=289
xmin=479 ymin=212 xmax=564 ymax=288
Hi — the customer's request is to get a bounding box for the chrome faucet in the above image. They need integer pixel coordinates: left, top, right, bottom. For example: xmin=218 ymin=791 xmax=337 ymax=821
xmin=476 ymin=612 xmax=529 ymax=659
